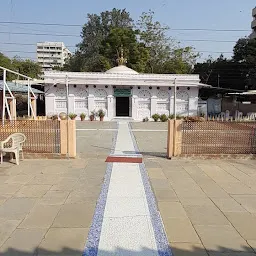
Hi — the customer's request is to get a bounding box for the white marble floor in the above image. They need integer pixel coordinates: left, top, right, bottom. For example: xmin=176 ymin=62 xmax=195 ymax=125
xmin=97 ymin=122 xmax=159 ymax=255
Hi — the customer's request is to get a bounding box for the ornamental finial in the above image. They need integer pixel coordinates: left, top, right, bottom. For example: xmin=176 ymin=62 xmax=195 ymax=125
xmin=116 ymin=45 xmax=127 ymax=66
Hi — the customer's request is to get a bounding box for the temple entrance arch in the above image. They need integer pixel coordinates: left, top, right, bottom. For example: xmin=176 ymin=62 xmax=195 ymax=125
xmin=114 ymin=88 xmax=132 ymax=117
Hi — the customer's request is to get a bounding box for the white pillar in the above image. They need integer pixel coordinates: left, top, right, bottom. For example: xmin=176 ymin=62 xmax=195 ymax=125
xmin=68 ymin=95 xmax=75 ymax=114
xmin=107 ymin=95 xmax=114 ymax=119
xmin=151 ymin=96 xmax=157 ymax=115
xmin=88 ymin=95 xmax=95 ymax=115
xmin=45 ymin=95 xmax=55 ymax=116
xmin=169 ymin=90 xmax=174 ymax=115
xmin=132 ymin=95 xmax=138 ymax=119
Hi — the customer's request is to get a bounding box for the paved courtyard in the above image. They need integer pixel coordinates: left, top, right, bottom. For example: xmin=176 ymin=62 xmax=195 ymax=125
xmin=0 ymin=121 xmax=256 ymax=255
xmin=133 ymin=122 xmax=256 ymax=255
xmin=0 ymin=121 xmax=114 ymax=255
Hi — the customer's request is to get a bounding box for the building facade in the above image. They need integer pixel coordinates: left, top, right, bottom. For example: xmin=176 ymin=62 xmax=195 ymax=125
xmin=250 ymin=7 xmax=256 ymax=39
xmin=37 ymin=42 xmax=71 ymax=71
xmin=44 ymin=65 xmax=209 ymax=121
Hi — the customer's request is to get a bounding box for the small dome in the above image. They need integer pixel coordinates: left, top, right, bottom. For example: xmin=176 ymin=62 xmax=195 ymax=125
xmin=106 ymin=65 xmax=138 ymax=74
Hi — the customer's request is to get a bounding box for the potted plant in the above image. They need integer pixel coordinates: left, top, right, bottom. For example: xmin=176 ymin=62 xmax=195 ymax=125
xmin=90 ymin=111 xmax=96 ymax=121
xmin=160 ymin=114 xmax=168 ymax=122
xmin=97 ymin=109 xmax=105 ymax=121
xmin=168 ymin=114 xmax=175 ymax=120
xmin=69 ymin=113 xmax=77 ymax=120
xmin=80 ymin=113 xmax=86 ymax=121
xmin=152 ymin=114 xmax=160 ymax=122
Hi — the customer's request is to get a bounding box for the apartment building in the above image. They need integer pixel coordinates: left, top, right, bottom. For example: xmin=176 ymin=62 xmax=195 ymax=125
xmin=37 ymin=42 xmax=72 ymax=71
xmin=250 ymin=7 xmax=256 ymax=39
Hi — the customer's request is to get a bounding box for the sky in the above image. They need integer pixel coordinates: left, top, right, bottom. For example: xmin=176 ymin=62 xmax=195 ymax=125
xmin=0 ymin=0 xmax=255 ymax=63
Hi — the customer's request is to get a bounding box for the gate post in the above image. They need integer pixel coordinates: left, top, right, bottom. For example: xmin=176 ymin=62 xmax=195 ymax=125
xmin=173 ymin=120 xmax=182 ymax=156
xmin=167 ymin=119 xmax=174 ymax=158
xmin=167 ymin=119 xmax=182 ymax=158
xmin=60 ymin=120 xmax=76 ymax=158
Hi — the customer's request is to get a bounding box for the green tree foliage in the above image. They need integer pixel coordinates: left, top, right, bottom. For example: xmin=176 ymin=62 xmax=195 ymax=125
xmin=99 ymin=27 xmax=149 ymax=72
xmin=64 ymin=8 xmax=198 ymax=74
xmin=65 ymin=8 xmax=134 ymax=72
xmin=137 ymin=10 xmax=171 ymax=73
xmin=0 ymin=53 xmax=42 ymax=80
xmin=194 ymin=38 xmax=256 ymax=90
xmin=137 ymin=11 xmax=199 ymax=74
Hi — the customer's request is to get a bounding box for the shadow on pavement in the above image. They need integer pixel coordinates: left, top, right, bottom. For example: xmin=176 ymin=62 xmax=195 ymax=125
xmin=0 ymin=245 xmax=255 ymax=255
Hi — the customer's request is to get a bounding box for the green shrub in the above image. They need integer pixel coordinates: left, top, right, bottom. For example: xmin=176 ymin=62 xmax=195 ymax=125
xmin=69 ymin=113 xmax=77 ymax=120
xmin=97 ymin=109 xmax=105 ymax=118
xmin=80 ymin=113 xmax=86 ymax=118
xmin=160 ymin=114 xmax=168 ymax=122
xmin=168 ymin=114 xmax=175 ymax=119
xmin=152 ymin=114 xmax=160 ymax=122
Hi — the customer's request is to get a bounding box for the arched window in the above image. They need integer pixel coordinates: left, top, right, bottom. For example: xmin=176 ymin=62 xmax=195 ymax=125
xmin=138 ymin=90 xmax=151 ymax=120
xmin=74 ymin=87 xmax=88 ymax=114
xmin=55 ymin=86 xmax=67 ymax=110
xmin=95 ymin=89 xmax=108 ymax=113
xmin=156 ymin=90 xmax=170 ymax=115
xmin=176 ymin=91 xmax=189 ymax=116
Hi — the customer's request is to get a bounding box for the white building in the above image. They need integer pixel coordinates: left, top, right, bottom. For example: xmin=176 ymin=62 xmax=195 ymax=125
xmin=44 ymin=54 xmax=209 ymax=120
xmin=37 ymin=42 xmax=72 ymax=71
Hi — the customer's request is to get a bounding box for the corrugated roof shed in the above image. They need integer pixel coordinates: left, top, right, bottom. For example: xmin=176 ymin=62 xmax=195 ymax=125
xmin=0 ymin=81 xmax=44 ymax=94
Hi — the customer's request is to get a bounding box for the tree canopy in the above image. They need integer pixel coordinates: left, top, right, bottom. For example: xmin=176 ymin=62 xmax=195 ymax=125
xmin=194 ymin=38 xmax=256 ymax=90
xmin=0 ymin=53 xmax=42 ymax=80
xmin=64 ymin=8 xmax=198 ymax=74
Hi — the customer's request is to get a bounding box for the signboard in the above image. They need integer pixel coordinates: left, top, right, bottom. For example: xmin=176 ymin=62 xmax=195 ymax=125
xmin=114 ymin=89 xmax=131 ymax=97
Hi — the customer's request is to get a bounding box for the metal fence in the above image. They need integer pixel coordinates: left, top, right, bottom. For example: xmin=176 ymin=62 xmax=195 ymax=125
xmin=181 ymin=121 xmax=256 ymax=155
xmin=0 ymin=120 xmax=60 ymax=153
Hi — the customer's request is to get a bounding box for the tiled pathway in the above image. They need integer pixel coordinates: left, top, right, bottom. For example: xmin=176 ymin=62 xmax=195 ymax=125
xmin=84 ymin=121 xmax=171 ymax=255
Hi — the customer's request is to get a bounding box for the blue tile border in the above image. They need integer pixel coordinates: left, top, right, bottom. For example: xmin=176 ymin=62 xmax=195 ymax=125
xmin=83 ymin=122 xmax=118 ymax=256
xmin=128 ymin=122 xmax=173 ymax=256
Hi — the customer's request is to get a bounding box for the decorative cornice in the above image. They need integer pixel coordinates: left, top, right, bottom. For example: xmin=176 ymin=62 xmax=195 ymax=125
xmin=44 ymin=71 xmax=199 ymax=80
xmin=43 ymin=71 xmax=209 ymax=87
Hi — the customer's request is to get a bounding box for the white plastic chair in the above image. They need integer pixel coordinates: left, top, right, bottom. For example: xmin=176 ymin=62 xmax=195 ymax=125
xmin=0 ymin=133 xmax=26 ymax=165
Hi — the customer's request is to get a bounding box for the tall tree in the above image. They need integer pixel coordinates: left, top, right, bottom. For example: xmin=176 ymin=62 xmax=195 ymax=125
xmin=99 ymin=27 xmax=149 ymax=72
xmin=64 ymin=9 xmax=199 ymax=74
xmin=137 ymin=11 xmax=198 ymax=74
xmin=0 ymin=53 xmax=42 ymax=80
xmin=195 ymin=38 xmax=256 ymax=90
xmin=72 ymin=8 xmax=134 ymax=72
xmin=12 ymin=57 xmax=42 ymax=79
xmin=137 ymin=10 xmax=171 ymax=73
xmin=233 ymin=38 xmax=256 ymax=88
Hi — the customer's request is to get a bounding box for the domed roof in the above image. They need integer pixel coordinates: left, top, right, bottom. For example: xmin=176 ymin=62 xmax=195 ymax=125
xmin=106 ymin=65 xmax=138 ymax=74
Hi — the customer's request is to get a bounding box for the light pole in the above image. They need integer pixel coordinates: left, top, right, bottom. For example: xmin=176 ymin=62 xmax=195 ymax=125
xmin=65 ymin=75 xmax=69 ymax=159
xmin=174 ymin=78 xmax=177 ymax=120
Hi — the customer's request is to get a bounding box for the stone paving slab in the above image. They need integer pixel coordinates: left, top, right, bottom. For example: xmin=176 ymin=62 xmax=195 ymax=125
xmin=0 ymin=228 xmax=47 ymax=255
xmin=164 ymin=217 xmax=201 ymax=243
xmin=194 ymin=225 xmax=252 ymax=253
xmin=38 ymin=228 xmax=89 ymax=256
xmin=170 ymin=243 xmax=208 ymax=256
xmin=0 ymin=157 xmax=108 ymax=255
xmin=52 ymin=203 xmax=96 ymax=228
xmin=19 ymin=204 xmax=61 ymax=228
xmin=145 ymin=158 xmax=256 ymax=256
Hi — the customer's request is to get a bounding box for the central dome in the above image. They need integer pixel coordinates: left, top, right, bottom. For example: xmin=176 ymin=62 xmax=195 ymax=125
xmin=106 ymin=65 xmax=138 ymax=74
